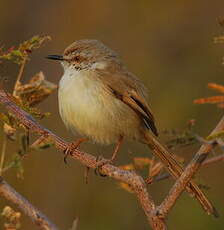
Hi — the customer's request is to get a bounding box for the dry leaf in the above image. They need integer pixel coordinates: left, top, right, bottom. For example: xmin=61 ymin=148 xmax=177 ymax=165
xmin=1 ymin=206 xmax=21 ymax=230
xmin=194 ymin=96 xmax=224 ymax=104
xmin=3 ymin=123 xmax=16 ymax=141
xmin=214 ymin=36 xmax=224 ymax=44
xmin=30 ymin=135 xmax=54 ymax=150
xmin=15 ymin=72 xmax=57 ymax=106
xmin=119 ymin=182 xmax=134 ymax=193
xmin=194 ymin=83 xmax=224 ymax=109
xmin=208 ymin=83 xmax=224 ymax=93
xmin=69 ymin=218 xmax=79 ymax=230
xmin=217 ymin=103 xmax=224 ymax=108
xmin=133 ymin=157 xmax=153 ymax=169
xmin=119 ymin=164 xmax=135 ymax=170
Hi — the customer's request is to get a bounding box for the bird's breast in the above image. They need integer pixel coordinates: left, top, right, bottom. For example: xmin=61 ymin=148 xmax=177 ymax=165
xmin=58 ymin=68 xmax=141 ymax=144
xmin=58 ymin=69 xmax=114 ymax=143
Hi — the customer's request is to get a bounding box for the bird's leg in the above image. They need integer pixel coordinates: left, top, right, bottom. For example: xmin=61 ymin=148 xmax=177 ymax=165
xmin=110 ymin=135 xmax=124 ymax=162
xmin=95 ymin=135 xmax=124 ymax=175
xmin=64 ymin=138 xmax=88 ymax=164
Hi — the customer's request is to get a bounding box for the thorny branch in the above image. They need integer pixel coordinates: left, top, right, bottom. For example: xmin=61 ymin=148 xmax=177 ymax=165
xmin=0 ymin=88 xmax=223 ymax=230
xmin=0 ymin=90 xmax=166 ymax=229
xmin=158 ymin=116 xmax=224 ymax=217
xmin=154 ymin=153 xmax=224 ymax=182
xmin=0 ymin=176 xmax=59 ymax=230
xmin=13 ymin=58 xmax=26 ymax=96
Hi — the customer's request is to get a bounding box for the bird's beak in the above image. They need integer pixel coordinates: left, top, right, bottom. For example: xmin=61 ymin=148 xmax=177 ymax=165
xmin=46 ymin=55 xmax=64 ymax=61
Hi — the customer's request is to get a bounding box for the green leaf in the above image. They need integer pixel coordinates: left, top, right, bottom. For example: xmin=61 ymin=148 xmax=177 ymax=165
xmin=206 ymin=131 xmax=224 ymax=140
xmin=0 ymin=35 xmax=51 ymax=65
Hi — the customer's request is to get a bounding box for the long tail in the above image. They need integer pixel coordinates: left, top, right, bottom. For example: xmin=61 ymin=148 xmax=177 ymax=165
xmin=144 ymin=131 xmax=218 ymax=217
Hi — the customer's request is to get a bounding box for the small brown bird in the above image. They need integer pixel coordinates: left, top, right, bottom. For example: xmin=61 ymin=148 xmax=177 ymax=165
xmin=47 ymin=39 xmax=216 ymax=216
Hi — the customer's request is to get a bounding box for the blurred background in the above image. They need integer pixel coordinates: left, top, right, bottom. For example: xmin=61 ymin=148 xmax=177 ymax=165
xmin=0 ymin=0 xmax=224 ymax=229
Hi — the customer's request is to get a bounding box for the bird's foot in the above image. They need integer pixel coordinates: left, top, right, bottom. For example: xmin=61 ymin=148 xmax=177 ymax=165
xmin=64 ymin=138 xmax=88 ymax=164
xmin=94 ymin=136 xmax=124 ymax=176
xmin=94 ymin=156 xmax=113 ymax=177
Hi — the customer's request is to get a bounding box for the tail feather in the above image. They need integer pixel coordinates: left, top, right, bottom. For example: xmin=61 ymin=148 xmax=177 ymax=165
xmin=144 ymin=131 xmax=218 ymax=217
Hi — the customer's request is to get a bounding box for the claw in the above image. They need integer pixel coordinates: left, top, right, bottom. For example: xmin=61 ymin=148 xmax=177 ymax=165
xmin=63 ymin=138 xmax=88 ymax=164
xmin=94 ymin=156 xmax=112 ymax=177
xmin=64 ymin=153 xmax=68 ymax=164
xmin=94 ymin=136 xmax=124 ymax=176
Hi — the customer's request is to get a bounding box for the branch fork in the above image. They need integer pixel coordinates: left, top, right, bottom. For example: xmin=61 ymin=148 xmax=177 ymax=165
xmin=0 ymin=88 xmax=223 ymax=230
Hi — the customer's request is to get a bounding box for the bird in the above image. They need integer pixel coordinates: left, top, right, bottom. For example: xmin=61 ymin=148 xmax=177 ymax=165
xmin=46 ymin=39 xmax=216 ymax=217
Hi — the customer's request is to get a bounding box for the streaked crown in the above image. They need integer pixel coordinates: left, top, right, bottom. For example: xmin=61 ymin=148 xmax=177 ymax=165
xmin=46 ymin=39 xmax=124 ymax=71
xmin=63 ymin=39 xmax=119 ymax=70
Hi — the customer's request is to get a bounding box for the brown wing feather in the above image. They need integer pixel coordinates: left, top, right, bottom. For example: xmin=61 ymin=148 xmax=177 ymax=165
xmin=95 ymin=67 xmax=158 ymax=136
xmin=116 ymin=90 xmax=158 ymax=136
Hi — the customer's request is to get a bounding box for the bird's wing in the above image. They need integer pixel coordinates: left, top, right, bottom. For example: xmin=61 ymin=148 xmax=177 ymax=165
xmin=95 ymin=68 xmax=158 ymax=136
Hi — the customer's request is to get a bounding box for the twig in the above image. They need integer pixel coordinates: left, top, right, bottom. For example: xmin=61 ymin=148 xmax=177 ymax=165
xmin=0 ymin=134 xmax=7 ymax=175
xmin=154 ymin=173 xmax=170 ymax=182
xmin=202 ymin=154 xmax=224 ymax=166
xmin=1 ymin=87 xmax=223 ymax=229
xmin=145 ymin=132 xmax=215 ymax=216
xmin=0 ymin=57 xmax=26 ymax=175
xmin=158 ymin=116 xmax=224 ymax=217
xmin=13 ymin=58 xmax=26 ymax=96
xmin=0 ymin=176 xmax=59 ymax=230
xmin=154 ymin=153 xmax=224 ymax=182
xmin=69 ymin=218 xmax=79 ymax=230
xmin=0 ymin=90 xmax=166 ymax=229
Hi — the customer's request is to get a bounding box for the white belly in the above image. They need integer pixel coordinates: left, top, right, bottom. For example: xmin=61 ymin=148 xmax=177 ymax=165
xmin=58 ymin=68 xmax=141 ymax=144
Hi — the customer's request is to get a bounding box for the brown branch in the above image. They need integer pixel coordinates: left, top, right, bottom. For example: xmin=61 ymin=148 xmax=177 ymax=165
xmin=158 ymin=116 xmax=224 ymax=217
xmin=13 ymin=59 xmax=26 ymax=96
xmin=0 ymin=91 xmax=166 ymax=229
xmin=0 ymin=176 xmax=59 ymax=230
xmin=1 ymin=87 xmax=223 ymax=229
xmin=154 ymin=153 xmax=224 ymax=182
xmin=202 ymin=153 xmax=224 ymax=166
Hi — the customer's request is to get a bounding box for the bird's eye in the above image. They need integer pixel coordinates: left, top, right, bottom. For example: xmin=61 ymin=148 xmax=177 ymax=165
xmin=74 ymin=56 xmax=80 ymax=62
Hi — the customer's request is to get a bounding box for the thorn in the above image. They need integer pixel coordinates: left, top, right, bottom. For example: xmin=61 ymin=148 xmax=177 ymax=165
xmin=84 ymin=167 xmax=90 ymax=184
